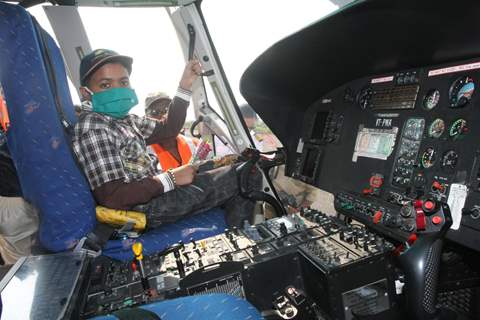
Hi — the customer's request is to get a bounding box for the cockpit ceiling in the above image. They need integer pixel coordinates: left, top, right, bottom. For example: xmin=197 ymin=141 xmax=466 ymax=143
xmin=6 ymin=0 xmax=180 ymax=8
xmin=240 ymin=0 xmax=480 ymax=153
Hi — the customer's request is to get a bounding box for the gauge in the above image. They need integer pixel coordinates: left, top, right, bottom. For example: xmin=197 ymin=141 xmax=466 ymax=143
xmin=403 ymin=118 xmax=425 ymax=140
xmin=413 ymin=172 xmax=426 ymax=188
xmin=421 ymin=147 xmax=437 ymax=169
xmin=357 ymin=86 xmax=373 ymax=110
xmin=449 ymin=76 xmax=475 ymax=108
xmin=449 ymin=119 xmax=468 ymax=139
xmin=423 ymin=89 xmax=440 ymax=110
xmin=428 ymin=118 xmax=445 ymax=138
xmin=441 ymin=150 xmax=459 ymax=171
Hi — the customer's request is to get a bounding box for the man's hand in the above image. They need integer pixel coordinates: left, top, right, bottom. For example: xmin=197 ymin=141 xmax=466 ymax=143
xmin=171 ymin=164 xmax=197 ymax=186
xmin=179 ymin=60 xmax=202 ymax=91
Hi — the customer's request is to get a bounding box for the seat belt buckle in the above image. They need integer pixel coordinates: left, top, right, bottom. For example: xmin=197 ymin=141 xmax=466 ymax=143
xmin=114 ymin=221 xmax=140 ymax=239
xmin=73 ymin=236 xmax=102 ymax=258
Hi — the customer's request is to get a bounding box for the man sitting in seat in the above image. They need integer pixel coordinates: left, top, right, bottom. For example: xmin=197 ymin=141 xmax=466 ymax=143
xmin=72 ymin=49 xmax=260 ymax=228
xmin=145 ymin=92 xmax=209 ymax=170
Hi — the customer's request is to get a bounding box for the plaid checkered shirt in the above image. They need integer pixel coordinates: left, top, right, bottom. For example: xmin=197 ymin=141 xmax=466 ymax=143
xmin=72 ymin=88 xmax=191 ymax=190
xmin=72 ymin=112 xmax=159 ymax=189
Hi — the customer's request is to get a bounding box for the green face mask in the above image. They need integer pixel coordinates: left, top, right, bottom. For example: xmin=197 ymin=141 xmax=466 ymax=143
xmin=89 ymin=87 xmax=138 ymax=118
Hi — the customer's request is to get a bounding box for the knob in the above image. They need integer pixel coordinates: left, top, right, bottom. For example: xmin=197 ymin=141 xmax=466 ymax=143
xmin=132 ymin=242 xmax=143 ymax=261
xmin=400 ymin=205 xmax=414 ymax=218
xmin=422 ymin=199 xmax=437 ymax=214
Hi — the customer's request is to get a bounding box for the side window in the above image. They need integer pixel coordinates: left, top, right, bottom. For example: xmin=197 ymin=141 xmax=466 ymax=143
xmin=201 ymin=0 xmax=336 ymax=154
xmin=212 ymin=134 xmax=236 ymax=157
xmin=238 ymin=104 xmax=282 ymax=153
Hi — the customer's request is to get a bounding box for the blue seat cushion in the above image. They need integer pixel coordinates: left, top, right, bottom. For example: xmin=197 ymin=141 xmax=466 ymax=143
xmin=90 ymin=294 xmax=264 ymax=320
xmin=103 ymin=208 xmax=227 ymax=261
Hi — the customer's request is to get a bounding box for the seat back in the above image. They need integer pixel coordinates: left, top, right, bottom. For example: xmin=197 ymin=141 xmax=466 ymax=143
xmin=0 ymin=2 xmax=96 ymax=252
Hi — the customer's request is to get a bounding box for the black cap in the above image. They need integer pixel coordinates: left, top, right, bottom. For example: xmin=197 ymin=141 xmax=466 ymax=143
xmin=79 ymin=49 xmax=133 ymax=86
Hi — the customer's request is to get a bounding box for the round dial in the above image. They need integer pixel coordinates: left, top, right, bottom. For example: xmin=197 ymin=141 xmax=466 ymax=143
xmin=428 ymin=118 xmax=445 ymax=138
xmin=357 ymin=86 xmax=373 ymax=110
xmin=449 ymin=76 xmax=475 ymax=108
xmin=441 ymin=150 xmax=459 ymax=171
xmin=421 ymin=147 xmax=437 ymax=169
xmin=423 ymin=89 xmax=440 ymax=110
xmin=449 ymin=119 xmax=468 ymax=139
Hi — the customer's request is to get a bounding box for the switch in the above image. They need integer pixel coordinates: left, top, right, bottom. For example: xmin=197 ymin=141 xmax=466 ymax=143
xmin=373 ymin=210 xmax=383 ymax=224
xmin=279 ymin=222 xmax=288 ymax=236
xmin=432 ymin=181 xmax=445 ymax=193
xmin=416 ymin=212 xmax=427 ymax=231
xmin=232 ymin=226 xmax=239 ymax=235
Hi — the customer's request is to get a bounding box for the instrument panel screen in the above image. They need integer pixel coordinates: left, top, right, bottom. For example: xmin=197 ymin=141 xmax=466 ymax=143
xmin=311 ymin=112 xmax=329 ymax=140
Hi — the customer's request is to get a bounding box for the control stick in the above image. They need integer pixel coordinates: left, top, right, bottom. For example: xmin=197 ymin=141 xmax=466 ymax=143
xmin=397 ymin=201 xmax=452 ymax=319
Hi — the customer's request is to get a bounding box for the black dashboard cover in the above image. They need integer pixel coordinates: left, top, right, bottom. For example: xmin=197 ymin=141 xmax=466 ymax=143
xmin=240 ymin=0 xmax=480 ymax=173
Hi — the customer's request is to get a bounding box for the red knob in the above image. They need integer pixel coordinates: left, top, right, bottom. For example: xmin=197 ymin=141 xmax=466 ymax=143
xmin=432 ymin=216 xmax=443 ymax=225
xmin=424 ymin=200 xmax=435 ymax=211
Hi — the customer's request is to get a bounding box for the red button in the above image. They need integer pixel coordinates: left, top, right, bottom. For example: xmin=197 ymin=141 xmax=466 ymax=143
xmin=432 ymin=216 xmax=443 ymax=225
xmin=373 ymin=210 xmax=383 ymax=224
xmin=424 ymin=201 xmax=435 ymax=211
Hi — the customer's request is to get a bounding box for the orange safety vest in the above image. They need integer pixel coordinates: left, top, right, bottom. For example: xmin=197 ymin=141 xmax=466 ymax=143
xmin=151 ymin=135 xmax=198 ymax=170
xmin=0 ymin=94 xmax=9 ymax=132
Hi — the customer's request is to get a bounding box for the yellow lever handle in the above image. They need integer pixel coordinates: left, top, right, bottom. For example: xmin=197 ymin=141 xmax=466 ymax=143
xmin=132 ymin=242 xmax=143 ymax=260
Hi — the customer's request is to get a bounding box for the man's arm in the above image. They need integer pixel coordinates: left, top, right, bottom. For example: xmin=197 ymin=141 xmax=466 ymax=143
xmin=141 ymin=60 xmax=202 ymax=144
xmin=144 ymin=88 xmax=191 ymax=145
xmin=94 ymin=165 xmax=197 ymax=210
xmin=93 ymin=178 xmax=164 ymax=210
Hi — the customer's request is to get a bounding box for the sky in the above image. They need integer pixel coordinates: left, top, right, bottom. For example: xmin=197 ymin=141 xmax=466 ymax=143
xmin=28 ymin=0 xmax=338 ymax=119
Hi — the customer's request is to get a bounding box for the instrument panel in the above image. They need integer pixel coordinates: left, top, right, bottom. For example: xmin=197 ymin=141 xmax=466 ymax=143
xmin=292 ymin=58 xmax=480 ymax=251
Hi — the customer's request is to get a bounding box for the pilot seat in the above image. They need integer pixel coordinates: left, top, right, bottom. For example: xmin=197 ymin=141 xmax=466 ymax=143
xmin=0 ymin=2 xmax=227 ymax=262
